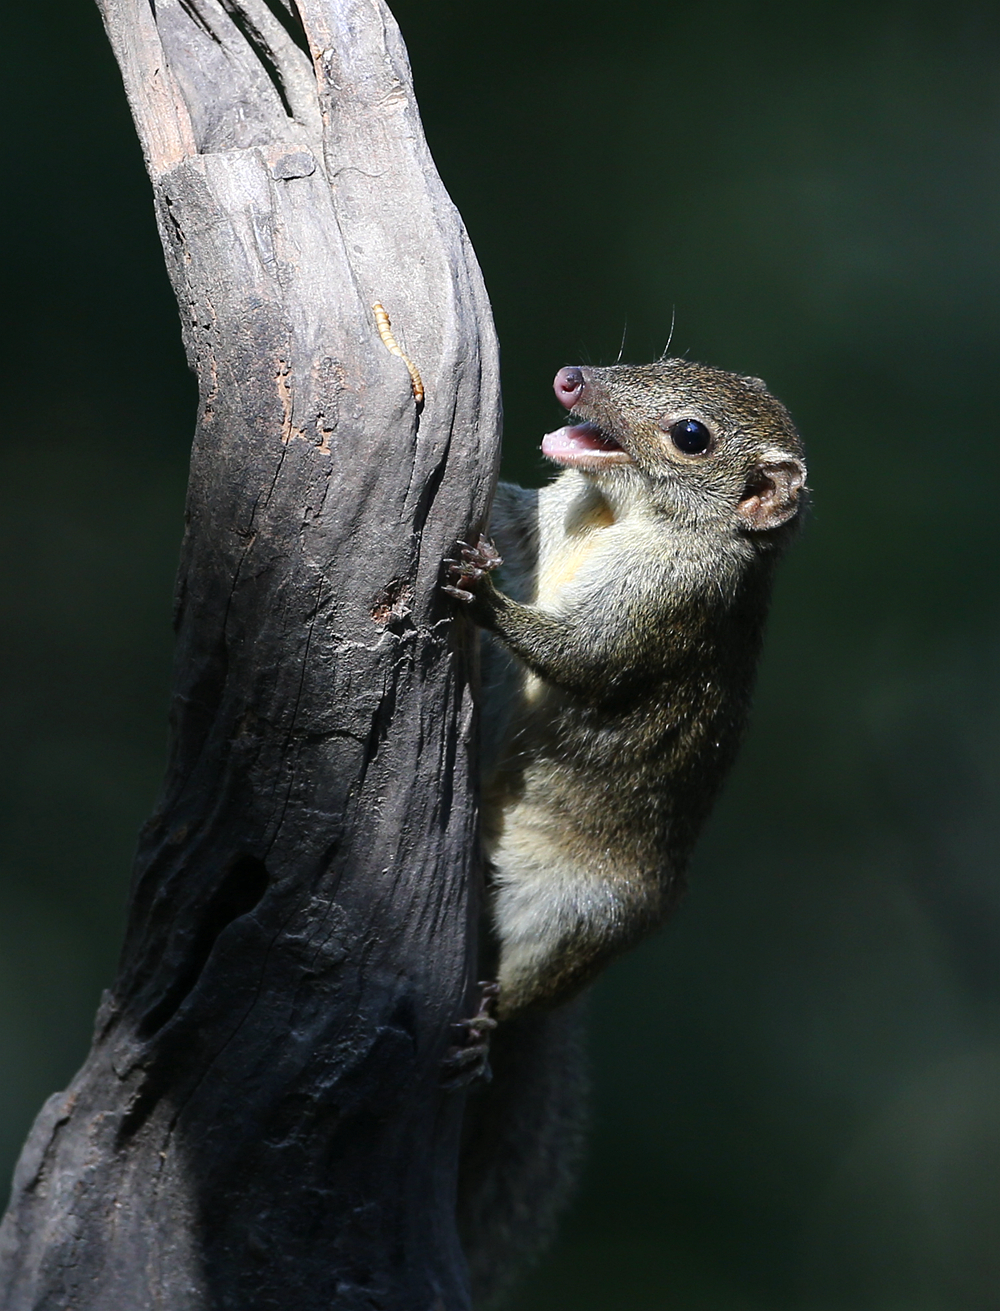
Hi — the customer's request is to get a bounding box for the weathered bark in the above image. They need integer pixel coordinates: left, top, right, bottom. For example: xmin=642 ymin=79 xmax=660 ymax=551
xmin=0 ymin=1 xmax=500 ymax=1307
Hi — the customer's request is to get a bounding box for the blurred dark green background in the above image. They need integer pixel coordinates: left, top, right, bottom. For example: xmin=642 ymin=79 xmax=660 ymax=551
xmin=2 ymin=1 xmax=998 ymax=1307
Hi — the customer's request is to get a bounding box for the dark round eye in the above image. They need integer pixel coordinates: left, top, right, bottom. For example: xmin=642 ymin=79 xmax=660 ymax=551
xmin=668 ymin=419 xmax=712 ymax=455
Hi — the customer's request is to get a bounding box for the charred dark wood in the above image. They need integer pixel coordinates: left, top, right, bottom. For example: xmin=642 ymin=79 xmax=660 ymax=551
xmin=0 ymin=1 xmax=500 ymax=1307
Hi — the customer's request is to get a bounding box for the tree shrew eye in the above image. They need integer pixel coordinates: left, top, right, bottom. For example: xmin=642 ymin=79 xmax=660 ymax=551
xmin=668 ymin=418 xmax=712 ymax=456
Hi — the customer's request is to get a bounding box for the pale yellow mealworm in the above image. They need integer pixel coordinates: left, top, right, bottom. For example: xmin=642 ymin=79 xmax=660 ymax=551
xmin=372 ymin=302 xmax=425 ymax=405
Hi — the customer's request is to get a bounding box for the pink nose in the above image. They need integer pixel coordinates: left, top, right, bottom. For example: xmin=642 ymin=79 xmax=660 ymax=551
xmin=553 ymin=366 xmax=585 ymax=410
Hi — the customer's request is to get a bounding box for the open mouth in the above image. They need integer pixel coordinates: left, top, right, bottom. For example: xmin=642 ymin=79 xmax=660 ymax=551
xmin=540 ymin=420 xmax=633 ymax=469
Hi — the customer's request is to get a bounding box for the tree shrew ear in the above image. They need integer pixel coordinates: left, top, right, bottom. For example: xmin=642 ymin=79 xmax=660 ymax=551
xmin=737 ymin=459 xmax=807 ymax=531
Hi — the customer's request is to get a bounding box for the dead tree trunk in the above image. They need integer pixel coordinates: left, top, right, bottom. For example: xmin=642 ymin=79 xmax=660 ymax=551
xmin=0 ymin=1 xmax=500 ymax=1307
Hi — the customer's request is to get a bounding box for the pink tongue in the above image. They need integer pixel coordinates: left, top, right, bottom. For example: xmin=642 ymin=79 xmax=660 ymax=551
xmin=541 ymin=423 xmax=621 ymax=461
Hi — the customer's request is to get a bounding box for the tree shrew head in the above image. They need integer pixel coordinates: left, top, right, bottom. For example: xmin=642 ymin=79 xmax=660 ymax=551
xmin=542 ymin=360 xmax=807 ymax=538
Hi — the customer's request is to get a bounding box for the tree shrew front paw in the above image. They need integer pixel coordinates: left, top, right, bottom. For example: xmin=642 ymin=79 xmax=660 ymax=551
xmin=439 ymin=981 xmax=501 ymax=1090
xmin=442 ymin=535 xmax=503 ymax=603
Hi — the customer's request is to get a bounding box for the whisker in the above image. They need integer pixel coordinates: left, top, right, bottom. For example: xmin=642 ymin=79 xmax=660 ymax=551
xmin=616 ymin=320 xmax=628 ymax=364
xmin=661 ymin=305 xmax=677 ymax=359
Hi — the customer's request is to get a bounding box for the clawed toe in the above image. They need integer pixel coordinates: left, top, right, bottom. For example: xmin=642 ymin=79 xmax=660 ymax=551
xmin=460 ymin=537 xmax=502 ymax=571
xmin=440 ymin=1040 xmax=492 ymax=1090
xmin=442 ymin=535 xmax=503 ymax=604
xmin=440 ymin=981 xmax=500 ymax=1091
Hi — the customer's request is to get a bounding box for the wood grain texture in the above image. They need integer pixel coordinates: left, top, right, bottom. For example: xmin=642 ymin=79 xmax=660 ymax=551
xmin=0 ymin=2 xmax=500 ymax=1306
